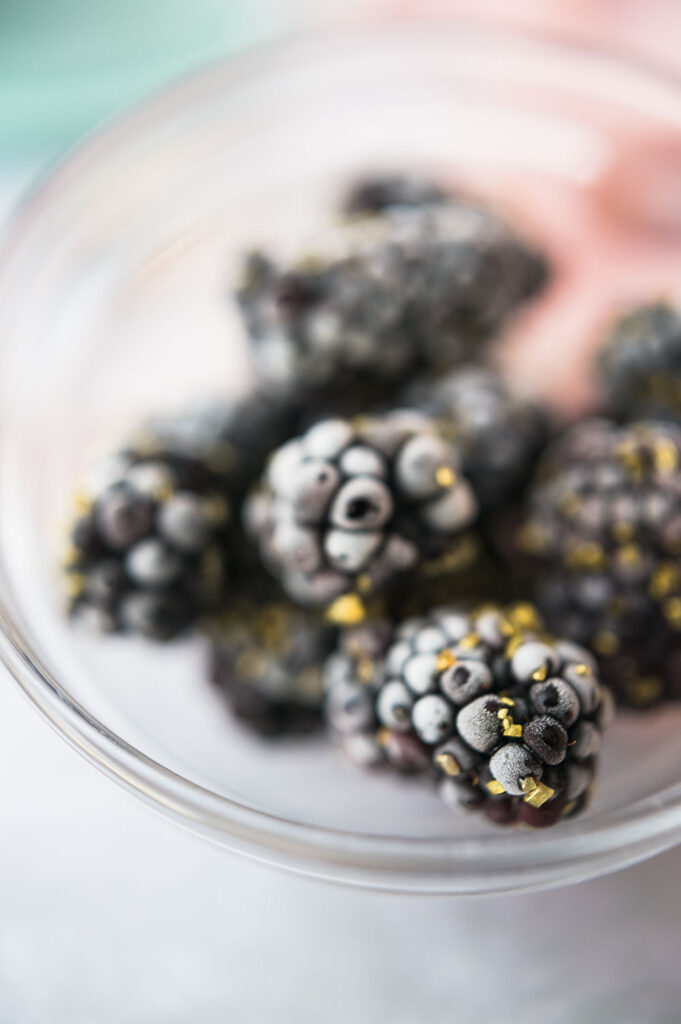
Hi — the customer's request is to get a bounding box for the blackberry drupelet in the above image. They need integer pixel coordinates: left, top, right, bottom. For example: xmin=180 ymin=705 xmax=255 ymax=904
xmin=63 ymin=446 xmax=230 ymax=640
xmin=374 ymin=603 xmax=612 ymax=826
xmin=243 ymin=411 xmax=480 ymax=618
xmin=404 ymin=366 xmax=550 ymax=510
xmin=523 ymin=417 xmax=681 ymax=705
xmin=598 ymin=302 xmax=681 ymax=423
xmin=323 ymin=620 xmax=431 ymax=771
xmin=236 ymin=198 xmax=549 ymax=406
xmin=208 ymin=590 xmax=335 ymax=737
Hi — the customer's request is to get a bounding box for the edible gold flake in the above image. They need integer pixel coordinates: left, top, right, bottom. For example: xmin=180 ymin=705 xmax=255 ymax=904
xmin=458 ymin=632 xmax=480 ymax=650
xmin=73 ymin=490 xmax=93 ymax=515
xmin=617 ymin=543 xmax=641 ymax=566
xmin=625 ymin=675 xmax=663 ymax=708
xmin=325 ymin=593 xmax=366 ymax=626
xmin=612 ymin=520 xmax=635 ymax=543
xmin=486 ymin=779 xmax=506 ymax=795
xmin=507 ymin=602 xmax=543 ymax=632
xmin=654 ymin=438 xmax=679 ymax=474
xmin=517 ymin=521 xmax=548 ymax=554
xmin=355 ymin=573 xmax=372 ymax=595
xmin=435 ymin=649 xmax=456 ymax=672
xmin=420 ymin=534 xmax=478 ymax=577
xmin=435 ymin=466 xmax=457 ymax=488
xmin=236 ymin=649 xmax=267 ymax=681
xmin=592 ymin=630 xmax=619 ymax=656
xmin=558 ymin=492 xmax=580 ymax=517
xmin=65 ymin=572 xmax=86 ymax=599
xmin=531 ymin=663 xmax=548 ymax=682
xmin=435 ymin=752 xmax=461 ymax=777
xmin=649 ymin=562 xmax=680 ymax=599
xmin=505 ymin=635 xmax=524 ymax=658
xmin=663 ymin=596 xmax=681 ymax=630
xmin=376 ymin=727 xmax=389 ymax=748
xmin=616 ymin=443 xmax=644 ymax=480
xmin=356 ymin=657 xmax=375 ymax=684
xmin=520 ymin=777 xmax=555 ymax=808
xmin=564 ymin=541 xmax=606 ymax=571
xmin=61 ymin=543 xmax=81 ymax=570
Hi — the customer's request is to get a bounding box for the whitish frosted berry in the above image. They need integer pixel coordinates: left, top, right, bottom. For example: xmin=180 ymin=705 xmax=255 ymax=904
xmin=245 ymin=411 xmax=479 ymax=615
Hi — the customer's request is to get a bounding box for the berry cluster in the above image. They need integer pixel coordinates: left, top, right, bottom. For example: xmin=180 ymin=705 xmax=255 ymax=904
xmin=323 ymin=603 xmax=612 ymax=826
xmin=60 ymin=171 xmax=681 ymax=833
xmin=209 ymin=588 xmax=334 ymax=737
xmin=523 ymin=418 xmax=681 ymax=706
xmin=237 ymin=191 xmax=547 ymax=406
xmin=244 ymin=411 xmax=479 ymax=615
xmin=598 ymin=302 xmax=681 ymax=423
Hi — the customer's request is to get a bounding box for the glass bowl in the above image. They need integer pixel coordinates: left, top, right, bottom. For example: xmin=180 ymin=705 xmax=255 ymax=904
xmin=3 ymin=23 xmax=681 ymax=895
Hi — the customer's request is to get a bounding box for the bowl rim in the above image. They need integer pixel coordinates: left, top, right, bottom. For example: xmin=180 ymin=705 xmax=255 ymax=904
xmin=3 ymin=20 xmax=681 ymax=894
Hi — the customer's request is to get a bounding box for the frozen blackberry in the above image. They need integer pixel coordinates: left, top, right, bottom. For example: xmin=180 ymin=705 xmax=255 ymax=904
xmin=236 ymin=199 xmax=549 ymax=405
xmin=208 ymin=592 xmax=335 ymax=737
xmin=340 ymin=173 xmax=450 ymax=217
xmin=323 ymin=620 xmax=430 ymax=771
xmin=403 ymin=366 xmax=550 ymax=509
xmin=375 ymin=603 xmax=611 ymax=827
xmin=523 ymin=417 xmax=681 ymax=705
xmin=244 ymin=411 xmax=480 ymax=618
xmin=63 ymin=446 xmax=230 ymax=640
xmin=598 ymin=302 xmax=681 ymax=422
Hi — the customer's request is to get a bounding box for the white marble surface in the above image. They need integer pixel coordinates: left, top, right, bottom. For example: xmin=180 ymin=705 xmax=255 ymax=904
xmin=1 ymin=168 xmax=680 ymax=1024
xmin=2 ymin=671 xmax=681 ymax=1024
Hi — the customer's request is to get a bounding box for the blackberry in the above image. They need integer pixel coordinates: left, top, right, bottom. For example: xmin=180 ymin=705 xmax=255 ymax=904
xmin=236 ymin=199 xmax=549 ymax=405
xmin=403 ymin=366 xmax=550 ymax=509
xmin=374 ymin=603 xmax=612 ymax=827
xmin=63 ymin=446 xmax=230 ymax=640
xmin=340 ymin=173 xmax=450 ymax=217
xmin=323 ymin=620 xmax=431 ymax=771
xmin=598 ymin=302 xmax=681 ymax=422
xmin=63 ymin=393 xmax=296 ymax=640
xmin=208 ymin=591 xmax=335 ymax=737
xmin=523 ymin=417 xmax=681 ymax=705
xmin=244 ymin=411 xmax=480 ymax=618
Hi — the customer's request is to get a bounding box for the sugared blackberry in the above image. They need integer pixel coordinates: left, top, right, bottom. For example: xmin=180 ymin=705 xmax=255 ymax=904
xmin=598 ymin=302 xmax=681 ymax=422
xmin=64 ymin=394 xmax=297 ymax=641
xmin=323 ymin=620 xmax=431 ymax=771
xmin=236 ymin=198 xmax=549 ymax=405
xmin=523 ymin=417 xmax=681 ymax=705
xmin=244 ymin=411 xmax=480 ymax=618
xmin=374 ymin=603 xmax=612 ymax=826
xmin=404 ymin=366 xmax=550 ymax=509
xmin=340 ymin=173 xmax=450 ymax=217
xmin=63 ymin=446 xmax=230 ymax=639
xmin=208 ymin=591 xmax=335 ymax=737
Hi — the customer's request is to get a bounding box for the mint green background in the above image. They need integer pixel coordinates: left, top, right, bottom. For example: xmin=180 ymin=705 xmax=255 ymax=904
xmin=0 ymin=0 xmax=293 ymax=161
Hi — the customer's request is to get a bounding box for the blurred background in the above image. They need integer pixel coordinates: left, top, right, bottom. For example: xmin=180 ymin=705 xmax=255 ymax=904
xmin=2 ymin=2 xmax=681 ymax=1021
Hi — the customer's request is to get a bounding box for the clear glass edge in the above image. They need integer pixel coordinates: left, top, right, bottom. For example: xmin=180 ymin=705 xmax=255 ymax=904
xmin=1 ymin=22 xmax=681 ymax=893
